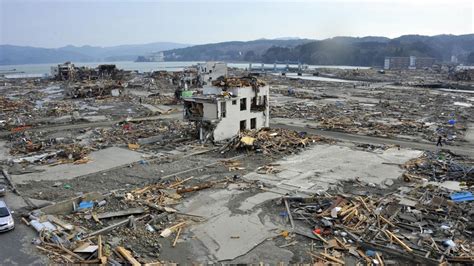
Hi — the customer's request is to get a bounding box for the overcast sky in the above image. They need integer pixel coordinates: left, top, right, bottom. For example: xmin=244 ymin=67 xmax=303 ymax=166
xmin=0 ymin=0 xmax=472 ymax=48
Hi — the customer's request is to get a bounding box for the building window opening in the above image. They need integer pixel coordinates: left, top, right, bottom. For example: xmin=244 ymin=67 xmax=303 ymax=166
xmin=240 ymin=98 xmax=247 ymax=111
xmin=220 ymin=102 xmax=226 ymax=118
xmin=251 ymin=95 xmax=266 ymax=112
xmin=250 ymin=118 xmax=256 ymax=129
xmin=240 ymin=120 xmax=247 ymax=130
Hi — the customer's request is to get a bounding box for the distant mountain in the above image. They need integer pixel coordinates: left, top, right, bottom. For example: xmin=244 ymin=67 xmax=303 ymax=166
xmin=0 ymin=42 xmax=190 ymax=65
xmin=160 ymin=34 xmax=474 ymax=66
xmin=163 ymin=39 xmax=314 ymax=62
xmin=272 ymin=37 xmax=303 ymax=41
xmin=3 ymin=35 xmax=473 ymax=66
xmin=260 ymin=34 xmax=474 ymax=66
xmin=0 ymin=45 xmax=93 ymax=65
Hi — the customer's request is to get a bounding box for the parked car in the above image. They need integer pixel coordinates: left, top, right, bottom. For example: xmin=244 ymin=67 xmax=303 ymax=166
xmin=0 ymin=185 xmax=6 ymax=197
xmin=0 ymin=200 xmax=15 ymax=232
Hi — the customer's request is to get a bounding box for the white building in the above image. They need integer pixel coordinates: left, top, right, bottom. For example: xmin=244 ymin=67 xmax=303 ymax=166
xmin=451 ymin=55 xmax=458 ymax=64
xmin=197 ymin=62 xmax=228 ymax=85
xmin=183 ymin=77 xmax=269 ymax=141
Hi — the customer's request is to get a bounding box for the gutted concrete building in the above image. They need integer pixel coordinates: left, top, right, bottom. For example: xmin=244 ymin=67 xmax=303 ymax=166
xmin=384 ymin=56 xmax=436 ymax=70
xmin=197 ymin=62 xmax=228 ymax=85
xmin=184 ymin=77 xmax=269 ymax=141
xmin=51 ymin=62 xmax=77 ymax=81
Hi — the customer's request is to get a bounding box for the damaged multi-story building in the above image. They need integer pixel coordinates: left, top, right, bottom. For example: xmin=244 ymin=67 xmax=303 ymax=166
xmin=51 ymin=62 xmax=77 ymax=81
xmin=51 ymin=62 xmax=125 ymax=81
xmin=197 ymin=62 xmax=228 ymax=85
xmin=183 ymin=76 xmax=269 ymax=141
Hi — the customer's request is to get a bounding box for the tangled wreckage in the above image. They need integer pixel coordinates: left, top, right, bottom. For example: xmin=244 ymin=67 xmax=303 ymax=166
xmin=0 ymin=61 xmax=473 ymax=265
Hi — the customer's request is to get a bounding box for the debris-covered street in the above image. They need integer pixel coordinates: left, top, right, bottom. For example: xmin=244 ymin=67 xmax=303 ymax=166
xmin=1 ymin=62 xmax=473 ymax=265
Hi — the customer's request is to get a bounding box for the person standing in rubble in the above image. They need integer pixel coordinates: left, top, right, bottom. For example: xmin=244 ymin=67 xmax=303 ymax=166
xmin=436 ymin=135 xmax=443 ymax=147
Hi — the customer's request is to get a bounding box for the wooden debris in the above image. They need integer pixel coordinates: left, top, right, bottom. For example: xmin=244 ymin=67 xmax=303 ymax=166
xmin=385 ymin=230 xmax=413 ymax=252
xmin=98 ymin=235 xmax=107 ymax=265
xmin=319 ymin=252 xmax=344 ymax=264
xmin=220 ymin=128 xmax=329 ymax=155
xmin=36 ymin=245 xmax=74 ymax=263
xmin=172 ymin=227 xmax=182 ymax=247
xmin=116 ymin=246 xmax=140 ymax=266
xmin=160 ymin=222 xmax=186 ymax=238
xmin=176 ymin=182 xmax=214 ymax=194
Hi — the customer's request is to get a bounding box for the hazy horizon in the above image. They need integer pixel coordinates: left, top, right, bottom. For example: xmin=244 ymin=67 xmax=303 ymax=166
xmin=1 ymin=0 xmax=472 ymax=48
xmin=2 ymin=33 xmax=474 ymax=49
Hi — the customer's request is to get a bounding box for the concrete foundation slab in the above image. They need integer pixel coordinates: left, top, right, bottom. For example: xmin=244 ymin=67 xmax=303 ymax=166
xmin=245 ymin=144 xmax=423 ymax=194
xmin=178 ymin=189 xmax=279 ymax=261
xmin=238 ymin=192 xmax=280 ymax=211
xmin=11 ymin=147 xmax=143 ymax=184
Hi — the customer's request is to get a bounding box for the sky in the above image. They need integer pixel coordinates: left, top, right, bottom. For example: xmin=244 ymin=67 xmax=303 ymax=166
xmin=0 ymin=0 xmax=473 ymax=48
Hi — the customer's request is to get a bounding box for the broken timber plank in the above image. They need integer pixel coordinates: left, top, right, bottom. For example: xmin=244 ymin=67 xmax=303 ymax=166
xmin=160 ymin=222 xmax=186 ymax=237
xmin=98 ymin=235 xmax=107 ymax=265
xmin=172 ymin=227 xmax=182 ymax=247
xmin=319 ymin=252 xmax=344 ymax=264
xmin=284 ymin=198 xmax=295 ymax=229
xmin=116 ymin=246 xmax=140 ymax=266
xmin=36 ymin=245 xmax=74 ymax=263
xmin=168 ymin=176 xmax=194 ymax=188
xmin=385 ymin=229 xmax=413 ymax=252
xmin=176 ymin=182 xmax=213 ymax=194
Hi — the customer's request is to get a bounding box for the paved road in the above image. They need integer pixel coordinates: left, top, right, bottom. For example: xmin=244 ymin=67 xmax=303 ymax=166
xmin=272 ymin=123 xmax=474 ymax=157
xmin=0 ymin=192 xmax=45 ymax=265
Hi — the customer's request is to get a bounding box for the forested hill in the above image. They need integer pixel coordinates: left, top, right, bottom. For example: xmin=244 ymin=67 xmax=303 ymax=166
xmin=164 ymin=35 xmax=474 ymax=66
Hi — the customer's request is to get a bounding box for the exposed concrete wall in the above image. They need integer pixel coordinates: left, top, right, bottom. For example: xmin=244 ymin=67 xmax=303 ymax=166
xmin=198 ymin=62 xmax=227 ymax=84
xmin=40 ymin=192 xmax=104 ymax=215
xmin=203 ymin=102 xmax=218 ymax=120
xmin=211 ymin=86 xmax=270 ymax=141
xmin=187 ymin=85 xmax=270 ymax=141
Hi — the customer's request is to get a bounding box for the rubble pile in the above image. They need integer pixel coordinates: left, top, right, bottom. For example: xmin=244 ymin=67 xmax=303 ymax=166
xmin=212 ymin=76 xmax=266 ymax=88
xmin=88 ymin=120 xmax=196 ymax=150
xmin=282 ymin=184 xmax=474 ymax=264
xmin=41 ymin=102 xmax=76 ymax=117
xmin=143 ymin=94 xmax=176 ymax=106
xmin=220 ymin=128 xmax=329 ymax=155
xmin=8 ymin=131 xmax=91 ymax=165
xmin=403 ymin=150 xmax=474 ymax=183
xmin=0 ymin=96 xmax=30 ymax=112
xmin=0 ymin=96 xmax=34 ymax=128
xmin=272 ymin=86 xmax=340 ymax=100
xmin=64 ymin=81 xmax=123 ymax=98
xmin=309 ymin=68 xmax=448 ymax=85
xmin=26 ymin=177 xmax=231 ymax=264
xmin=271 ymin=94 xmax=470 ymax=141
xmin=449 ymin=69 xmax=474 ymax=81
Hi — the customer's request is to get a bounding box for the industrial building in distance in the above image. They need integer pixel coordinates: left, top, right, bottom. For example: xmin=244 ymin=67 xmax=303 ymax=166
xmin=384 ymin=56 xmax=436 ymax=70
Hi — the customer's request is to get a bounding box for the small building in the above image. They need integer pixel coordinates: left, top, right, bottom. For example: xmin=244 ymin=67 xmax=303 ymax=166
xmin=183 ymin=76 xmax=269 ymax=142
xmin=197 ymin=62 xmax=228 ymax=85
xmin=136 ymin=52 xmax=165 ymax=62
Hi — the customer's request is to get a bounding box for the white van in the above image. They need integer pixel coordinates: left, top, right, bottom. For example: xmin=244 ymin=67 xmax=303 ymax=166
xmin=0 ymin=200 xmax=15 ymax=232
